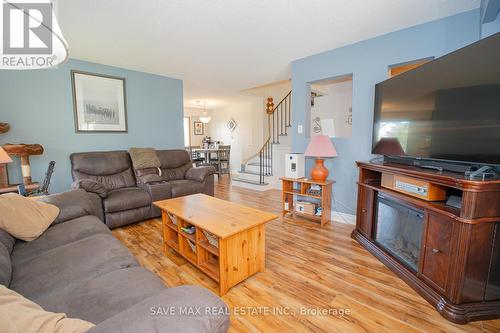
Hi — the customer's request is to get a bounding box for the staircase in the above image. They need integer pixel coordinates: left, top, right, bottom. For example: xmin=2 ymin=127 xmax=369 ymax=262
xmin=233 ymin=91 xmax=291 ymax=188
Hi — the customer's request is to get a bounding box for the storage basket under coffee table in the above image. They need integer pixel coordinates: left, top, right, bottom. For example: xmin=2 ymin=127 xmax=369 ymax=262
xmin=154 ymin=193 xmax=277 ymax=295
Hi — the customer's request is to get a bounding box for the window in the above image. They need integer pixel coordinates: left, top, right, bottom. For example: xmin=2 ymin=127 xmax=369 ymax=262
xmin=183 ymin=117 xmax=190 ymax=147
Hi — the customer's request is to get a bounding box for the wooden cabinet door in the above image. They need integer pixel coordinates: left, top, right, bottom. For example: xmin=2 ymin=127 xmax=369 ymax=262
xmin=356 ymin=186 xmax=374 ymax=238
xmin=421 ymin=213 xmax=453 ymax=292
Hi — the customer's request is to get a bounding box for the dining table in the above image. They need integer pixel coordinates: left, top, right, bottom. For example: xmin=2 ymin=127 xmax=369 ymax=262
xmin=191 ymin=148 xmax=222 ymax=165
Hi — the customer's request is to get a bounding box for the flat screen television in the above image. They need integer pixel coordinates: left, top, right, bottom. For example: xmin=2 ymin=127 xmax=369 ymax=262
xmin=372 ymin=32 xmax=500 ymax=172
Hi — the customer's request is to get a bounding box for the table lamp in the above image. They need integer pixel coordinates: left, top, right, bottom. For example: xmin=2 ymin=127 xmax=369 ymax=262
xmin=304 ymin=135 xmax=338 ymax=182
xmin=0 ymin=147 xmax=13 ymax=188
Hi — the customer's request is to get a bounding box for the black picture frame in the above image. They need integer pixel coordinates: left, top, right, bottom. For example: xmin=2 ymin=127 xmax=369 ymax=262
xmin=71 ymin=70 xmax=128 ymax=133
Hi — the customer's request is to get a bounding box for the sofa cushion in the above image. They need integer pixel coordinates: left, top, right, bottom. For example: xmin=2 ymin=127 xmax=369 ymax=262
xmin=104 ymin=207 xmax=151 ymax=229
xmin=42 ymin=267 xmax=165 ymax=324
xmin=87 ymin=286 xmax=230 ymax=333
xmin=104 ymin=187 xmax=151 ymax=213
xmin=170 ymin=180 xmax=205 ymax=198
xmin=140 ymin=182 xmax=171 ymax=201
xmin=0 ymin=193 xmax=59 ymax=241
xmin=156 ymin=149 xmax=191 ymax=169
xmin=10 ymin=234 xmax=138 ymax=301
xmin=0 ymin=285 xmax=95 ymax=332
xmin=71 ymin=151 xmax=137 ymax=191
xmin=0 ymin=229 xmax=15 ymax=254
xmin=156 ymin=150 xmax=193 ymax=181
xmin=161 ymin=163 xmax=192 ymax=182
xmin=129 ymin=147 xmax=161 ymax=170
xmin=0 ymin=230 xmax=14 ymax=286
xmin=12 ymin=216 xmax=110 ymax=266
xmin=0 ymin=245 xmax=11 ymax=286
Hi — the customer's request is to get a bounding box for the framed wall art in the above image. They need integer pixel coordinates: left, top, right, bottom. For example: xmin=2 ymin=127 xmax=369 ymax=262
xmin=227 ymin=118 xmax=237 ymax=132
xmin=71 ymin=70 xmax=128 ymax=133
xmin=193 ymin=121 xmax=204 ymax=135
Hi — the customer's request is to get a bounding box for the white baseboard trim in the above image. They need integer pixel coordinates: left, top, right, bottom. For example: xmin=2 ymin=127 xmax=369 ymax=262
xmin=331 ymin=211 xmax=356 ymax=225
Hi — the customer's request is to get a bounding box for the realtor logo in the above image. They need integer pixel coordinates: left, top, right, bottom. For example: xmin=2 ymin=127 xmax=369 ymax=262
xmin=0 ymin=0 xmax=68 ymax=69
xmin=3 ymin=2 xmax=52 ymax=54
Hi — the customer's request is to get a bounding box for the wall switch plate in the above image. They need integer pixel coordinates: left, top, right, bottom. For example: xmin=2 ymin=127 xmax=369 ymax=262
xmin=297 ymin=125 xmax=303 ymax=134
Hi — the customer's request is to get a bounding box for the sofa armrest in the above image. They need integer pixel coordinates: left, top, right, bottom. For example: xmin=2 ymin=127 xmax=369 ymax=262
xmin=71 ymin=179 xmax=108 ymax=198
xmin=39 ymin=189 xmax=103 ymax=225
xmin=185 ymin=166 xmax=216 ymax=183
xmin=88 ymin=286 xmax=229 ymax=333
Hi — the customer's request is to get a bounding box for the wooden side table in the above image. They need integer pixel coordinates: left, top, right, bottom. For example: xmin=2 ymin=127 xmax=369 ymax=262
xmin=280 ymin=177 xmax=334 ymax=227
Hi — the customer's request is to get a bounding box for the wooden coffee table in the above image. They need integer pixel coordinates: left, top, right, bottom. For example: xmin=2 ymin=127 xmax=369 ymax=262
xmin=154 ymin=193 xmax=277 ymax=295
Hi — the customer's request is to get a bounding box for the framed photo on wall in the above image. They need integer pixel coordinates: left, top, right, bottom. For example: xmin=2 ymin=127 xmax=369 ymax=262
xmin=193 ymin=121 xmax=204 ymax=135
xmin=71 ymin=70 xmax=128 ymax=133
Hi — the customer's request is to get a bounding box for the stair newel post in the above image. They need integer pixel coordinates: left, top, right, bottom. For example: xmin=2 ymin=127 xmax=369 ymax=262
xmin=266 ymin=97 xmax=274 ymax=143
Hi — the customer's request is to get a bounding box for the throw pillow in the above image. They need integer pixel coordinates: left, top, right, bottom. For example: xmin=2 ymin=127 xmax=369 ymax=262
xmin=71 ymin=179 xmax=108 ymax=198
xmin=0 ymin=285 xmax=94 ymax=333
xmin=0 ymin=193 xmax=59 ymax=241
xmin=129 ymin=147 xmax=161 ymax=170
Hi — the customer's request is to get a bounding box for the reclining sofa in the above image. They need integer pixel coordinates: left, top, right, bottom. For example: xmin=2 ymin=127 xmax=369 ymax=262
xmin=70 ymin=149 xmax=215 ymax=228
xmin=1 ymin=189 xmax=229 ymax=332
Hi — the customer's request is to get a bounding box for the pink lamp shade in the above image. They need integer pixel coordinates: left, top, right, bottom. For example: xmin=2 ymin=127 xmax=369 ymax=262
xmin=0 ymin=147 xmax=12 ymax=164
xmin=372 ymin=137 xmax=405 ymax=156
xmin=305 ymin=135 xmax=338 ymax=158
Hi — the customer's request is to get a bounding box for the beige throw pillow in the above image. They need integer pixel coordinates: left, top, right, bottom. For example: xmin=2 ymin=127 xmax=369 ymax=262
xmin=0 ymin=193 xmax=59 ymax=241
xmin=0 ymin=285 xmax=94 ymax=333
xmin=129 ymin=147 xmax=161 ymax=170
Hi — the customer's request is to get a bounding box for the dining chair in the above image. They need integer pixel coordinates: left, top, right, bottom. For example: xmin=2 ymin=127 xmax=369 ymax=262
xmin=187 ymin=146 xmax=205 ymax=166
xmin=211 ymin=145 xmax=231 ymax=179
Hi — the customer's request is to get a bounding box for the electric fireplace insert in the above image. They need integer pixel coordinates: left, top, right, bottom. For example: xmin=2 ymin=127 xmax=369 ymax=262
xmin=374 ymin=194 xmax=424 ymax=272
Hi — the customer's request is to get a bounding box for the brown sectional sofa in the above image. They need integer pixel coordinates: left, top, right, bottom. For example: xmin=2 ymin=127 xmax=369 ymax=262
xmin=70 ymin=149 xmax=215 ymax=228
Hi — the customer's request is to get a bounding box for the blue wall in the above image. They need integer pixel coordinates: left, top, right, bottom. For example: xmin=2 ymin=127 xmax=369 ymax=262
xmin=290 ymin=10 xmax=481 ymax=215
xmin=0 ymin=59 xmax=183 ymax=193
xmin=481 ymin=0 xmax=500 ymax=38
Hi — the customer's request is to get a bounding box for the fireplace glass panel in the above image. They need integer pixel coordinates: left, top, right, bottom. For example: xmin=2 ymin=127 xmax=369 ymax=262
xmin=374 ymin=195 xmax=424 ymax=272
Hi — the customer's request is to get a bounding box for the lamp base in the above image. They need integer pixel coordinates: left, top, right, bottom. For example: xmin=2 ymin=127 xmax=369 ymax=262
xmin=310 ymin=159 xmax=329 ymax=182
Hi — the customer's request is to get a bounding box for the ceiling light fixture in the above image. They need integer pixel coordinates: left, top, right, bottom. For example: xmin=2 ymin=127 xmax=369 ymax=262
xmin=198 ymin=101 xmax=211 ymax=124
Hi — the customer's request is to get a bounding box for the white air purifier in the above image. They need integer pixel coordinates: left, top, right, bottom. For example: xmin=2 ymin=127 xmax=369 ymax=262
xmin=285 ymin=153 xmax=305 ymax=179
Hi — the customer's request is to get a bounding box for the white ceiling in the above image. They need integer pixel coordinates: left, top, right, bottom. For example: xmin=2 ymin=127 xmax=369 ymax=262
xmin=57 ymin=0 xmax=480 ymax=107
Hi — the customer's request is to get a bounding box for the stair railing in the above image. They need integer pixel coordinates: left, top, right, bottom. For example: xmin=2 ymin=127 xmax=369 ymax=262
xmin=242 ymin=91 xmax=291 ymax=184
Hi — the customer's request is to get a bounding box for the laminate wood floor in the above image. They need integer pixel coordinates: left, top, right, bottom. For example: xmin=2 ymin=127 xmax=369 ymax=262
xmin=112 ymin=177 xmax=500 ymax=333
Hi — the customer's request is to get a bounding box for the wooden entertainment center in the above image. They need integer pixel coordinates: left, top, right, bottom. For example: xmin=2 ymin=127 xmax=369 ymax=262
xmin=352 ymin=161 xmax=500 ymax=324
